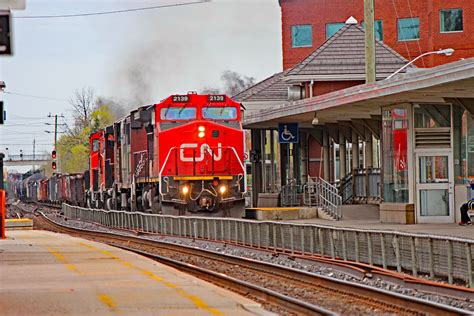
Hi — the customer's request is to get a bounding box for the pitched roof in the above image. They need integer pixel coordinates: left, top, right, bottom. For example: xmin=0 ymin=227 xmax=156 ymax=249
xmin=286 ymin=24 xmax=412 ymax=81
xmin=234 ymin=23 xmax=414 ymax=104
xmin=232 ymin=71 xmax=288 ymax=103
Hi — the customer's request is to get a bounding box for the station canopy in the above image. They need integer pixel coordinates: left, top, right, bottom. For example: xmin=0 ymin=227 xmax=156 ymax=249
xmin=243 ymin=58 xmax=474 ymax=129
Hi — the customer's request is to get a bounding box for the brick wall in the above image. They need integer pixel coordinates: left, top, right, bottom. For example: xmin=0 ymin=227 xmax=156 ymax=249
xmin=281 ymin=0 xmax=474 ymax=69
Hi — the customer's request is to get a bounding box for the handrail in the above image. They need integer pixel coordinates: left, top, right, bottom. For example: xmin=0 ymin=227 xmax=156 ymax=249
xmin=304 ymin=177 xmax=342 ymax=220
xmin=158 ymin=146 xmax=246 ymax=196
xmin=158 ymin=147 xmax=178 ymax=196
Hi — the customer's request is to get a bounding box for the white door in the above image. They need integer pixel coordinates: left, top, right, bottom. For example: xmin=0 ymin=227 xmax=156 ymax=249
xmin=416 ymin=152 xmax=454 ymax=223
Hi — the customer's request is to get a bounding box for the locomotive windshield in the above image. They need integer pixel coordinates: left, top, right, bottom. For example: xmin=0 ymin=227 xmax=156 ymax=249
xmin=160 ymin=107 xmax=196 ymax=120
xmin=202 ymin=107 xmax=237 ymax=120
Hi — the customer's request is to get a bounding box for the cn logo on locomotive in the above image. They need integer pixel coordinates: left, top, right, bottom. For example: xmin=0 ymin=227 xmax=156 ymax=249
xmin=179 ymin=143 xmax=222 ymax=162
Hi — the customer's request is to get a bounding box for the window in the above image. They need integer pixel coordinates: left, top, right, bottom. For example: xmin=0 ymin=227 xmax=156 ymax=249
xmin=414 ymin=104 xmax=451 ymax=128
xmin=440 ymin=9 xmax=463 ymax=33
xmin=160 ymin=107 xmax=196 ymax=120
xmin=362 ymin=20 xmax=384 ymax=41
xmin=398 ymin=17 xmax=420 ymax=41
xmin=326 ymin=23 xmax=345 ymax=39
xmin=291 ymin=25 xmax=312 ymax=47
xmin=92 ymin=139 xmax=100 ymax=152
xmin=382 ymin=107 xmax=409 ymax=203
xmin=202 ymin=107 xmax=237 ymax=120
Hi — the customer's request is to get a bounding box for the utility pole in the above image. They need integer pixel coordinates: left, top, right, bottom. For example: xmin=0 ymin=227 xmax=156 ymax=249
xmin=46 ymin=113 xmax=65 ymax=173
xmin=364 ymin=0 xmax=376 ymax=83
xmin=32 ymin=139 xmax=35 ymax=171
xmin=47 ymin=113 xmax=65 ymax=149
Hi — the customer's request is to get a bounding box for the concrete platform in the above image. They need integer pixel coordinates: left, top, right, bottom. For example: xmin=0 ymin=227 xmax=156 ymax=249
xmin=5 ymin=218 xmax=33 ymax=230
xmin=291 ymin=216 xmax=474 ymax=241
xmin=0 ymin=230 xmax=269 ymax=316
xmin=246 ymin=207 xmax=317 ymax=220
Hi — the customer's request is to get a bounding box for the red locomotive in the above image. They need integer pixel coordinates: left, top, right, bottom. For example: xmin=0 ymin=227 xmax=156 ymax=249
xmin=87 ymin=93 xmax=246 ymax=217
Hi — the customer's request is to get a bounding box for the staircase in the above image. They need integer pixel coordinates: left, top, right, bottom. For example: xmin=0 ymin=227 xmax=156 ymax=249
xmin=303 ymin=177 xmax=342 ymax=220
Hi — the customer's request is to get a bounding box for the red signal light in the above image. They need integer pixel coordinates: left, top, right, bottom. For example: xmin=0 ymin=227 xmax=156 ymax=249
xmin=52 ymin=161 xmax=57 ymax=170
xmin=52 ymin=150 xmax=56 ymax=159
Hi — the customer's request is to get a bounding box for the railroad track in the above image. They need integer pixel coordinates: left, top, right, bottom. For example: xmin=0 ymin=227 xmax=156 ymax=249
xmin=32 ymin=210 xmax=468 ymax=315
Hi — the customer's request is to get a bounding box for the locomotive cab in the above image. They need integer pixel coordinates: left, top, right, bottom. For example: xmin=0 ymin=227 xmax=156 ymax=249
xmin=156 ymin=93 xmax=246 ymax=217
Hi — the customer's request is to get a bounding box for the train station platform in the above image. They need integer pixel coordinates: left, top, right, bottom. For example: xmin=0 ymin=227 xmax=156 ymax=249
xmin=292 ymin=213 xmax=474 ymax=240
xmin=0 ymin=230 xmax=268 ymax=316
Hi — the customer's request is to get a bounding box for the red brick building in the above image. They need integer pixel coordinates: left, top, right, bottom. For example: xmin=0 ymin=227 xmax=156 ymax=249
xmin=280 ymin=0 xmax=474 ymax=69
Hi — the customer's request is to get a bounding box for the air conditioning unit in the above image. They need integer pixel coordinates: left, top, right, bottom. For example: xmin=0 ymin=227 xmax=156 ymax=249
xmin=288 ymin=85 xmax=304 ymax=101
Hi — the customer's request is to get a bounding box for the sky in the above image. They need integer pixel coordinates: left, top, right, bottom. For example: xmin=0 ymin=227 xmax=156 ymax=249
xmin=0 ymin=0 xmax=282 ymax=171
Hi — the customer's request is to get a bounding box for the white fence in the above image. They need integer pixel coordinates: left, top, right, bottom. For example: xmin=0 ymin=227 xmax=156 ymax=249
xmin=63 ymin=204 xmax=474 ymax=287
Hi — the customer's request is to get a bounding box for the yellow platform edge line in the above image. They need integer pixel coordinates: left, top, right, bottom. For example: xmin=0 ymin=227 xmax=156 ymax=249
xmin=246 ymin=207 xmax=303 ymax=211
xmin=6 ymin=218 xmax=33 ymax=222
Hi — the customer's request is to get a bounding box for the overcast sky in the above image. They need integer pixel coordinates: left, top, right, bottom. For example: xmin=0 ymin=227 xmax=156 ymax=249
xmin=0 ymin=0 xmax=282 ymax=171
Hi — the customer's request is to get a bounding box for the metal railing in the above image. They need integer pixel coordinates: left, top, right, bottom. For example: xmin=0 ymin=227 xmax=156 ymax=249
xmin=63 ymin=203 xmax=474 ymax=287
xmin=280 ymin=179 xmax=300 ymax=207
xmin=302 ymin=177 xmax=342 ymax=220
xmin=316 ymin=177 xmax=342 ymax=220
xmin=6 ymin=154 xmax=50 ymax=161
xmin=303 ymin=180 xmax=318 ymax=207
xmin=352 ymin=168 xmax=381 ymax=202
xmin=338 ymin=173 xmax=353 ymax=204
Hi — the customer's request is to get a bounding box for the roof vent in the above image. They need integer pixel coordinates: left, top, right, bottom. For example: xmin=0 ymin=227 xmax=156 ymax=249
xmin=345 ymin=16 xmax=358 ymax=25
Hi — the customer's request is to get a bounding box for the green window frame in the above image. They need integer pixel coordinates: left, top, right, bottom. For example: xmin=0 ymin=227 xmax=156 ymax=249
xmin=291 ymin=25 xmax=312 ymax=48
xmin=325 ymin=22 xmax=345 ymax=39
xmin=398 ymin=17 xmax=420 ymax=41
xmin=440 ymin=9 xmax=463 ymax=33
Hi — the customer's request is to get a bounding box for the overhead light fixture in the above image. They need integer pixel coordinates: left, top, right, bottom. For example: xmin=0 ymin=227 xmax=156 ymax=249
xmin=312 ymin=112 xmax=319 ymax=125
xmin=386 ymin=48 xmax=455 ymax=80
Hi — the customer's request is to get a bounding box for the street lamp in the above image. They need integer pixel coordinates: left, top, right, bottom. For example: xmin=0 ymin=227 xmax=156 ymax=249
xmin=385 ymin=48 xmax=455 ymax=80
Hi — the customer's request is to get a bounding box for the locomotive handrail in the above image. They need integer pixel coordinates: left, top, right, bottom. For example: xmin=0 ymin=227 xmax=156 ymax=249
xmin=158 ymin=145 xmax=247 ymax=196
xmin=227 ymin=146 xmax=247 ymax=194
xmin=158 ymin=146 xmax=178 ymax=196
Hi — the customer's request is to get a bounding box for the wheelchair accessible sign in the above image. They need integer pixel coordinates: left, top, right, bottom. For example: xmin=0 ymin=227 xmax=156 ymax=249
xmin=278 ymin=123 xmax=299 ymax=144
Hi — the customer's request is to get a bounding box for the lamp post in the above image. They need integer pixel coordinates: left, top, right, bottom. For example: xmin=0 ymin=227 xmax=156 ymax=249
xmin=385 ymin=48 xmax=455 ymax=80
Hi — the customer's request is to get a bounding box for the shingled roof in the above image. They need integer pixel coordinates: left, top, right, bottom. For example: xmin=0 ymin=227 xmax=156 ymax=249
xmin=234 ymin=21 xmax=414 ymax=104
xmin=285 ymin=23 xmax=412 ymax=82
xmin=232 ymin=71 xmax=288 ymax=103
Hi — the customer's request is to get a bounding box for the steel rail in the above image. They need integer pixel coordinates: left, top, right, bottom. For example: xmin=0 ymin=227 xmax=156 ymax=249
xmin=35 ymin=212 xmax=334 ymax=315
xmin=35 ymin=211 xmax=470 ymax=315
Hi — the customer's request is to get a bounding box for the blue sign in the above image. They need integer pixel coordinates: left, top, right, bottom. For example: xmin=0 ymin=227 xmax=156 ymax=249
xmin=278 ymin=123 xmax=299 ymax=144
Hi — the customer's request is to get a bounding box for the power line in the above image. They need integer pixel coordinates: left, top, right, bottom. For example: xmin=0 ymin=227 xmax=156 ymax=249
xmin=13 ymin=0 xmax=210 ymax=19
xmin=4 ymin=91 xmax=68 ymax=102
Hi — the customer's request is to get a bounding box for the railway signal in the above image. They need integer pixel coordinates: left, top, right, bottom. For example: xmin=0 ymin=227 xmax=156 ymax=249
xmin=0 ymin=10 xmax=11 ymax=55
xmin=0 ymin=101 xmax=4 ymax=124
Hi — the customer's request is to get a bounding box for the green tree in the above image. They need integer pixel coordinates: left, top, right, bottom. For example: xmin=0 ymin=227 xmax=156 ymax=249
xmin=56 ymin=92 xmax=118 ymax=174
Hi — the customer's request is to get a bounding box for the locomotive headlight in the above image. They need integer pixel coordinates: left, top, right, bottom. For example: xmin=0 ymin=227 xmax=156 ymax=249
xmin=182 ymin=185 xmax=189 ymax=195
xmin=198 ymin=126 xmax=205 ymax=138
xmin=219 ymin=185 xmax=227 ymax=194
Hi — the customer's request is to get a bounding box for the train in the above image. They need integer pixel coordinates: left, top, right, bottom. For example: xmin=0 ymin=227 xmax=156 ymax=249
xmin=10 ymin=93 xmax=247 ymax=218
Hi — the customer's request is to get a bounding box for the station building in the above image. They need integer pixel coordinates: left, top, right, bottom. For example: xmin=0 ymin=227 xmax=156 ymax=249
xmin=280 ymin=0 xmax=474 ymax=69
xmin=236 ymin=2 xmax=474 ymax=224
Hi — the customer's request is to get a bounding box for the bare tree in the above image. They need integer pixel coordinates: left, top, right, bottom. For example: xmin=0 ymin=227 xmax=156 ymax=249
xmin=200 ymin=70 xmax=256 ymax=97
xmin=69 ymin=87 xmax=95 ymax=129
xmin=221 ymin=70 xmax=255 ymax=96
xmin=95 ymin=97 xmax=128 ymax=119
